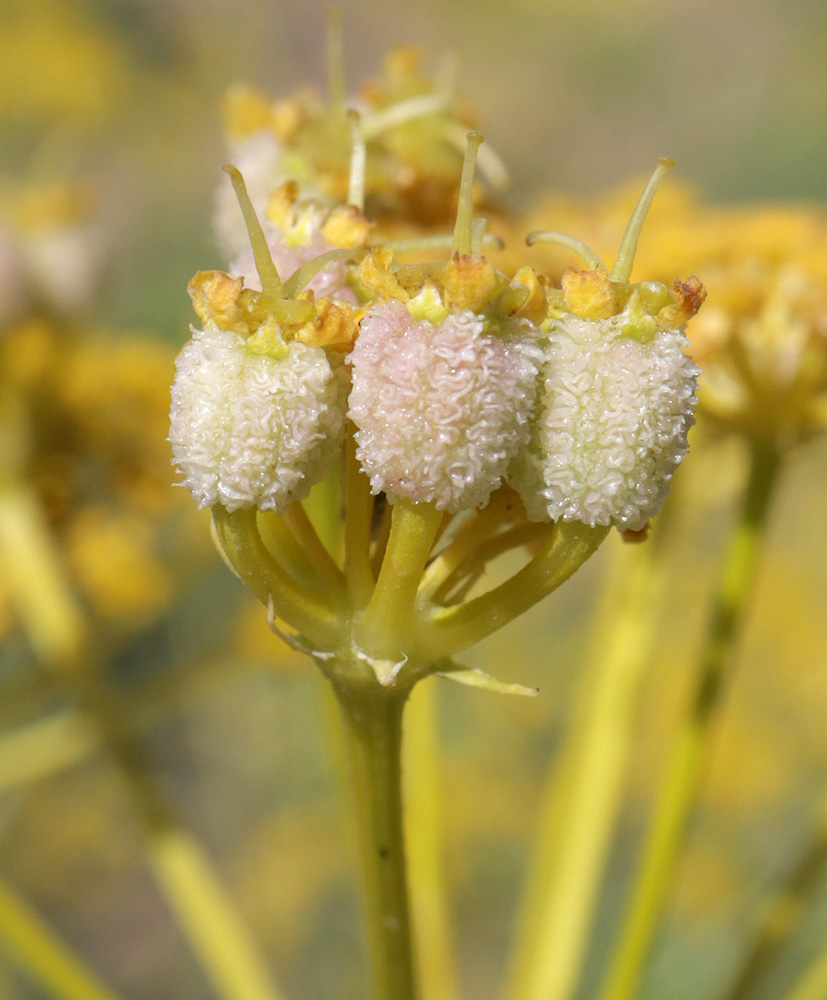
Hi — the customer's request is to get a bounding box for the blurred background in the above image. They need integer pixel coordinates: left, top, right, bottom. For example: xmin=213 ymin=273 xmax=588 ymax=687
xmin=1 ymin=0 xmax=826 ymax=998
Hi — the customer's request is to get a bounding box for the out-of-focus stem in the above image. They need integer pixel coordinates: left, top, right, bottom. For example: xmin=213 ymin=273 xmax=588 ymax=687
xmin=0 ymin=487 xmax=85 ymax=666
xmin=0 ymin=482 xmax=285 ymax=1000
xmin=0 ymin=712 xmax=96 ymax=793
xmin=404 ymin=681 xmax=460 ymax=1000
xmin=597 ymin=440 xmax=782 ymax=1000
xmin=505 ymin=527 xmax=668 ymax=1000
xmin=780 ymin=946 xmax=827 ymax=1000
xmin=147 ymin=829 xmax=283 ymax=1000
xmin=723 ymin=792 xmax=827 ymax=1000
xmin=0 ymin=877 xmax=122 ymax=1000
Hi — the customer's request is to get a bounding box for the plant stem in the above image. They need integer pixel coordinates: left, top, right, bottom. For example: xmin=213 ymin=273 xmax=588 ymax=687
xmin=344 ymin=424 xmax=376 ymax=609
xmin=723 ymin=792 xmax=827 ymax=1000
xmin=357 ymin=499 xmax=443 ymax=658
xmin=0 ymin=877 xmax=122 ymax=1000
xmin=0 ymin=712 xmax=96 ymax=793
xmin=404 ymin=681 xmax=460 ymax=1000
xmin=597 ymin=440 xmax=783 ymax=1000
xmin=147 ymin=829 xmax=283 ymax=1000
xmin=422 ymin=522 xmax=607 ymax=660
xmin=213 ymin=505 xmax=345 ymax=647
xmin=505 ymin=527 xmax=668 ymax=1000
xmin=331 ymin=670 xmax=418 ymax=1000
xmin=779 ymin=946 xmax=827 ymax=1000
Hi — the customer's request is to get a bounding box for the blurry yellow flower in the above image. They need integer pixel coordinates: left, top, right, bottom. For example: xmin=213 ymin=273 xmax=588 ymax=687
xmin=0 ymin=0 xmax=129 ymax=125
xmin=57 ymin=334 xmax=177 ymax=512
xmin=65 ymin=506 xmax=171 ymax=622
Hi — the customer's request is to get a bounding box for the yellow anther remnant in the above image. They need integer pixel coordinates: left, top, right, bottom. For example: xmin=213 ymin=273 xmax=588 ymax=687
xmin=658 ymin=276 xmax=707 ymax=329
xmin=294 ymin=299 xmax=364 ymax=351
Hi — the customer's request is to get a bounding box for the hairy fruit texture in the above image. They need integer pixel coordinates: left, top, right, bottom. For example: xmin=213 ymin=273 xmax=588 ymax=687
xmin=348 ymin=298 xmax=542 ymax=512
xmin=513 ymin=315 xmax=699 ymax=531
xmin=170 ymin=325 xmax=346 ymax=512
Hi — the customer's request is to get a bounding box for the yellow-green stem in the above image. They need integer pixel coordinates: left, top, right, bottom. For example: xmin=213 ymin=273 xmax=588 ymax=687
xmin=423 ymin=522 xmax=608 ymax=660
xmin=404 ymin=681 xmax=460 ymax=1000
xmin=418 ymin=492 xmax=519 ymax=602
xmin=779 ymin=946 xmax=827 ymax=1000
xmin=723 ymin=792 xmax=827 ymax=1000
xmin=598 ymin=440 xmax=782 ymax=1000
xmin=283 ymin=501 xmax=345 ymax=591
xmin=438 ymin=521 xmax=550 ymax=605
xmin=344 ymin=425 xmax=376 ymax=609
xmin=357 ymin=499 xmax=443 ymax=658
xmin=212 ymin=505 xmax=345 ymax=648
xmin=505 ymin=528 xmax=668 ymax=1000
xmin=330 ymin=669 xmax=419 ymax=1000
xmin=0 ymin=878 xmax=122 ymax=1000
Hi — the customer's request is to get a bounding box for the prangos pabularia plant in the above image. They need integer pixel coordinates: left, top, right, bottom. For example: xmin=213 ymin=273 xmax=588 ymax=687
xmin=169 ymin=123 xmax=704 ymax=999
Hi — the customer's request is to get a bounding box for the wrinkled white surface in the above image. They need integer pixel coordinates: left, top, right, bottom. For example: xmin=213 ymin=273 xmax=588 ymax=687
xmin=170 ymin=325 xmax=346 ymax=511
xmin=348 ymin=299 xmax=542 ymax=512
xmin=513 ymin=315 xmax=699 ymax=531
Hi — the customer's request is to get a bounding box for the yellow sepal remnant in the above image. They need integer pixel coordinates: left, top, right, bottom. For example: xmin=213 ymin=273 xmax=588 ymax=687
xmin=503 ymin=267 xmax=548 ymax=324
xmin=187 ymin=269 xmax=358 ymax=349
xmin=658 ymin=276 xmax=707 ymax=328
xmin=440 ymin=254 xmax=509 ymax=311
xmin=293 ymin=298 xmax=364 ymax=351
xmin=264 ymin=183 xmax=371 ymax=249
xmin=557 ymin=267 xmax=706 ymax=338
xmin=188 ymin=271 xmax=253 ymax=334
xmin=357 ymin=249 xmax=410 ymax=302
xmin=562 ymin=267 xmax=623 ymax=320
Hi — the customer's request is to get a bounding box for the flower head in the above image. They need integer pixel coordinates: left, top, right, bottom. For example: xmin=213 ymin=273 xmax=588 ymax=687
xmin=348 ymin=134 xmax=543 ymax=512
xmin=513 ymin=160 xmax=704 ymax=530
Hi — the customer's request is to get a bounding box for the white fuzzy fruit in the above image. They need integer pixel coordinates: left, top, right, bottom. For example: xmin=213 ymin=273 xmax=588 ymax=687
xmin=512 ymin=315 xmax=699 ymax=531
xmin=348 ymin=298 xmax=542 ymax=512
xmin=170 ymin=325 xmax=346 ymax=512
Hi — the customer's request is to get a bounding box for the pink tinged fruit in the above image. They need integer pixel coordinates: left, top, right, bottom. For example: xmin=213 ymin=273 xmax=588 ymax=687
xmin=348 ymin=298 xmax=542 ymax=513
